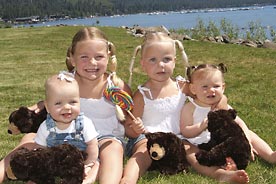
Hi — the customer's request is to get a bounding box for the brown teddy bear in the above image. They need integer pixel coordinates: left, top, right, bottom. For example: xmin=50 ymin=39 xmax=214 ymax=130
xmin=8 ymin=106 xmax=47 ymax=134
xmin=146 ymin=132 xmax=189 ymax=175
xmin=196 ymin=109 xmax=251 ymax=170
xmin=6 ymin=144 xmax=87 ymax=184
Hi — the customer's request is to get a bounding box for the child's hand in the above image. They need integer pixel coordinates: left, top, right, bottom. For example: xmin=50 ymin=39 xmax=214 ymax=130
xmin=83 ymin=161 xmax=99 ymax=184
xmin=131 ymin=117 xmax=146 ymax=134
xmin=211 ymin=95 xmax=228 ymax=110
xmin=249 ymin=142 xmax=256 ymax=161
xmin=200 ymin=118 xmax=208 ymax=132
xmin=28 ymin=101 xmax=45 ymax=114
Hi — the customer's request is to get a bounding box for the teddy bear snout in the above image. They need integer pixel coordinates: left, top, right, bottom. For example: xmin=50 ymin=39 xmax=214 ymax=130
xmin=7 ymin=123 xmax=21 ymax=135
xmin=149 ymin=143 xmax=165 ymax=160
xmin=151 ymin=151 xmax=158 ymax=158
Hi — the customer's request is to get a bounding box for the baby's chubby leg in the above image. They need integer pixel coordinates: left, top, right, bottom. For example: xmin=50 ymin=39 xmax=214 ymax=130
xmin=249 ymin=130 xmax=276 ymax=164
xmin=184 ymin=141 xmax=249 ymax=184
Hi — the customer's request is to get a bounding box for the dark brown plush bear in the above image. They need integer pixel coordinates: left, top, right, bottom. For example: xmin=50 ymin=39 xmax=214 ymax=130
xmin=6 ymin=144 xmax=87 ymax=184
xmin=8 ymin=106 xmax=47 ymax=134
xmin=196 ymin=109 xmax=251 ymax=170
xmin=146 ymin=132 xmax=189 ymax=175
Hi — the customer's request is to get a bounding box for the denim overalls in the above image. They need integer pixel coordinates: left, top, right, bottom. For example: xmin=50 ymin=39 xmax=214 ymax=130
xmin=46 ymin=113 xmax=87 ymax=151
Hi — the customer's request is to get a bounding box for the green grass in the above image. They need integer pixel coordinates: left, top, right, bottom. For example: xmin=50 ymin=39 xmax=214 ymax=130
xmin=0 ymin=26 xmax=276 ymax=184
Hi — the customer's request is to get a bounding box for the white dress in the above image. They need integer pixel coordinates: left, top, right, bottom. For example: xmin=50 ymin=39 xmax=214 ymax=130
xmin=79 ymin=74 xmax=125 ymax=139
xmin=185 ymin=97 xmax=211 ymax=145
xmin=139 ymin=79 xmax=187 ymax=136
xmin=80 ymin=97 xmax=125 ymax=138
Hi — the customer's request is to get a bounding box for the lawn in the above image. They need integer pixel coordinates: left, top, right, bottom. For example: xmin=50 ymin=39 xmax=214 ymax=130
xmin=0 ymin=26 xmax=275 ymax=184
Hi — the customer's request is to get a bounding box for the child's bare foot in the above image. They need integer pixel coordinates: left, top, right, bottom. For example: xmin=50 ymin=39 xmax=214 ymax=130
xmin=220 ymin=170 xmax=249 ymax=184
xmin=269 ymin=151 xmax=276 ymax=164
xmin=224 ymin=157 xmax=237 ymax=171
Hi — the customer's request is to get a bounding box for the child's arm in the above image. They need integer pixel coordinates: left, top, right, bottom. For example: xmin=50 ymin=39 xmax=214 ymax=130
xmin=115 ymin=79 xmax=146 ymax=137
xmin=180 ymin=102 xmax=208 ymax=138
xmin=180 ymin=80 xmax=195 ymax=98
xmin=211 ymin=95 xmax=228 ymax=110
xmin=124 ymin=91 xmax=146 ymax=138
xmin=83 ymin=138 xmax=99 ymax=184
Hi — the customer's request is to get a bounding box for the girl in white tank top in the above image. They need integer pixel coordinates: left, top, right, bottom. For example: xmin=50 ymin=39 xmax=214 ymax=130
xmin=121 ymin=32 xmax=189 ymax=184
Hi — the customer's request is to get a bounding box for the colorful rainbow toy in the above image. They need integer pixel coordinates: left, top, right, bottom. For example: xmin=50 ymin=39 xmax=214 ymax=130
xmin=103 ymin=86 xmax=136 ymax=120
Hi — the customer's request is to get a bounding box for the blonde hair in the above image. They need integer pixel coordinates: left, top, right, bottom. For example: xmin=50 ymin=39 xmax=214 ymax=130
xmin=65 ymin=46 xmax=74 ymax=73
xmin=186 ymin=63 xmax=227 ymax=83
xmin=45 ymin=72 xmax=78 ymax=100
xmin=67 ymin=27 xmax=120 ymax=85
xmin=128 ymin=32 xmax=189 ymax=86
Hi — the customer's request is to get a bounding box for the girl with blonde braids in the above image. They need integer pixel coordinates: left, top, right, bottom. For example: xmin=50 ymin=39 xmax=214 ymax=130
xmin=68 ymin=27 xmax=131 ymax=184
xmin=121 ymin=32 xmax=190 ymax=184
xmin=0 ymin=27 xmax=131 ymax=184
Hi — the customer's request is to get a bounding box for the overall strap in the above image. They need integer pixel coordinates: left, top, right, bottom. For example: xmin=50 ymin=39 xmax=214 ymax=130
xmin=75 ymin=113 xmax=84 ymax=132
xmin=46 ymin=114 xmax=56 ymax=130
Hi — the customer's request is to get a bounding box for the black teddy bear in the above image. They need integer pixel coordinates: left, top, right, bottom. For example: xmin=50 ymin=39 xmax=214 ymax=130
xmin=8 ymin=106 xmax=47 ymax=134
xmin=146 ymin=132 xmax=189 ymax=175
xmin=196 ymin=109 xmax=251 ymax=170
xmin=6 ymin=144 xmax=87 ymax=184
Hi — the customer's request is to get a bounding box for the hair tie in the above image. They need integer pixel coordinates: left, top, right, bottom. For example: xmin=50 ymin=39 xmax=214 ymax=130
xmin=110 ymin=55 xmax=116 ymax=60
xmin=58 ymin=71 xmax=75 ymax=82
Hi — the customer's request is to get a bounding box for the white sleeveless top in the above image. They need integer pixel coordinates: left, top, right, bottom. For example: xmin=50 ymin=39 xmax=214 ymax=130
xmin=79 ymin=73 xmax=125 ymax=138
xmin=185 ymin=97 xmax=211 ymax=145
xmin=139 ymin=78 xmax=187 ymax=135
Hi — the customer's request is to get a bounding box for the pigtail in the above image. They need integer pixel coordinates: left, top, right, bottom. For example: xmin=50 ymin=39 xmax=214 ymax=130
xmin=186 ymin=65 xmax=197 ymax=82
xmin=106 ymin=41 xmax=126 ymax=121
xmin=107 ymin=41 xmax=121 ymax=87
xmin=174 ymin=40 xmax=189 ymax=78
xmin=108 ymin=41 xmax=117 ymax=73
xmin=217 ymin=63 xmax=227 ymax=73
xmin=128 ymin=45 xmax=142 ymax=87
xmin=65 ymin=46 xmax=74 ymax=73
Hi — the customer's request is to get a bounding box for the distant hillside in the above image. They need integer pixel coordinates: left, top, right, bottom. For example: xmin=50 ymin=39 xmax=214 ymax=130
xmin=1 ymin=0 xmax=276 ymax=20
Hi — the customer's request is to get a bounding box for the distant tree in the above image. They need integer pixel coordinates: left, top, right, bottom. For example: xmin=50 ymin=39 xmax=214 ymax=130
xmin=1 ymin=0 xmax=276 ymax=20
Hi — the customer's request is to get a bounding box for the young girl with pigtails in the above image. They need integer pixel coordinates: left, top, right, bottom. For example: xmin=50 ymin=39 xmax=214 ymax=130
xmin=0 ymin=27 xmax=131 ymax=184
xmin=121 ymin=31 xmax=191 ymax=184
xmin=69 ymin=27 xmax=131 ymax=184
xmin=120 ymin=32 xmax=253 ymax=184
xmin=180 ymin=63 xmax=276 ymax=184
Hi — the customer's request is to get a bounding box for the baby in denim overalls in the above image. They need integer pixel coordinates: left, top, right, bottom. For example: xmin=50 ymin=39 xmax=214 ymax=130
xmin=34 ymin=72 xmax=99 ymax=183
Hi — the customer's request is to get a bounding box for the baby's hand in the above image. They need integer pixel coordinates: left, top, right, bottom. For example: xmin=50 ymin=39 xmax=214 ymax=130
xmin=82 ymin=161 xmax=99 ymax=184
xmin=249 ymin=142 xmax=256 ymax=161
xmin=28 ymin=101 xmax=45 ymax=114
xmin=131 ymin=117 xmax=146 ymax=134
xmin=200 ymin=118 xmax=208 ymax=132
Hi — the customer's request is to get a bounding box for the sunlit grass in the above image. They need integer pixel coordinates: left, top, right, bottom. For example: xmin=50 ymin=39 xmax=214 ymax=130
xmin=0 ymin=26 xmax=275 ymax=184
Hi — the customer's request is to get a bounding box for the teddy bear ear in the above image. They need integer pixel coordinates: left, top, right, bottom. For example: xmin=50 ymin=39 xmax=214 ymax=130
xmin=17 ymin=106 xmax=33 ymax=118
xmin=229 ymin=109 xmax=237 ymax=119
xmin=207 ymin=110 xmax=214 ymax=119
xmin=145 ymin=132 xmax=153 ymax=140
xmin=8 ymin=110 xmax=17 ymax=122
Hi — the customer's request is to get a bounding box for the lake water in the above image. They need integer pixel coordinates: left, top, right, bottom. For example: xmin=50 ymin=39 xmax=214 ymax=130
xmin=25 ymin=5 xmax=276 ymax=31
